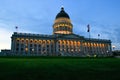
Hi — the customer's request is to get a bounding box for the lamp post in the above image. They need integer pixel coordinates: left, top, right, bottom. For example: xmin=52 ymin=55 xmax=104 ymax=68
xmin=32 ymin=48 xmax=34 ymax=54
xmin=112 ymin=46 xmax=116 ymax=51
xmin=98 ymin=34 xmax=100 ymax=39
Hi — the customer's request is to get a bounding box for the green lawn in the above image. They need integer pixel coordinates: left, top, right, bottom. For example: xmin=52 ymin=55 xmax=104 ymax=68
xmin=0 ymin=57 xmax=120 ymax=80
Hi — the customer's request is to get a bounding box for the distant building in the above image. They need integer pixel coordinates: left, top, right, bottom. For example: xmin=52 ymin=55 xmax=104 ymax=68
xmin=113 ymin=50 xmax=120 ymax=56
xmin=0 ymin=49 xmax=11 ymax=56
xmin=11 ymin=7 xmax=112 ymax=56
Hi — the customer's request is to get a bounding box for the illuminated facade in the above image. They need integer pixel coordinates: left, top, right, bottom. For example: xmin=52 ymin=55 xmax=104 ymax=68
xmin=11 ymin=7 xmax=112 ymax=56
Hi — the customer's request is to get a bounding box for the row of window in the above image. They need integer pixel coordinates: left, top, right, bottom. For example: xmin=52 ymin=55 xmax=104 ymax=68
xmin=16 ymin=43 xmax=108 ymax=51
xmin=54 ymin=26 xmax=72 ymax=32
xmin=16 ymin=47 xmax=54 ymax=52
xmin=16 ymin=39 xmax=82 ymax=45
xmin=16 ymin=48 xmax=81 ymax=53
xmin=16 ymin=39 xmax=54 ymax=44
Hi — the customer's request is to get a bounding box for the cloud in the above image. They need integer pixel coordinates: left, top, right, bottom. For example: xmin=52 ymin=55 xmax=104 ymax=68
xmin=0 ymin=28 xmax=12 ymax=50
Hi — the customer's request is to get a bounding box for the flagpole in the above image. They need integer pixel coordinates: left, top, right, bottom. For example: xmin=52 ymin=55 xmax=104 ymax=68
xmin=87 ymin=24 xmax=90 ymax=39
xmin=89 ymin=30 xmax=90 ymax=40
xmin=87 ymin=24 xmax=91 ymax=56
xmin=88 ymin=27 xmax=91 ymax=53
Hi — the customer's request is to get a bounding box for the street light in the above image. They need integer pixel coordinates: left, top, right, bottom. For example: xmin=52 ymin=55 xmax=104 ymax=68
xmin=112 ymin=45 xmax=116 ymax=51
xmin=32 ymin=48 xmax=34 ymax=53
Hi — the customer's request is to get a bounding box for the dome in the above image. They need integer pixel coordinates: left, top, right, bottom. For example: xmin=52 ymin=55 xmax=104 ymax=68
xmin=53 ymin=7 xmax=73 ymax=35
xmin=56 ymin=7 xmax=70 ymax=19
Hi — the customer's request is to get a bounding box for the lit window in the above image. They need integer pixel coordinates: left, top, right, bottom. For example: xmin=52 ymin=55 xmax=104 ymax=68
xmin=25 ymin=48 xmax=28 ymax=51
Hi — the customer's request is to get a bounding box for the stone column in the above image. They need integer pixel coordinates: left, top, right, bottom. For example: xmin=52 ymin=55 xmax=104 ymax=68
xmin=28 ymin=40 xmax=30 ymax=56
xmin=56 ymin=41 xmax=59 ymax=56
xmin=11 ymin=38 xmax=14 ymax=55
xmin=37 ymin=41 xmax=39 ymax=56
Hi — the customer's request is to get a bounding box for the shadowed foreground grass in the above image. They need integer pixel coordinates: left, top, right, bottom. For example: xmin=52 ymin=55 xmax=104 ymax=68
xmin=0 ymin=57 xmax=120 ymax=80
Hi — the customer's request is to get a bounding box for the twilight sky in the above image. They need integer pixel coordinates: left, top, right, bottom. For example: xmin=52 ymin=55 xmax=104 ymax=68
xmin=0 ymin=0 xmax=120 ymax=51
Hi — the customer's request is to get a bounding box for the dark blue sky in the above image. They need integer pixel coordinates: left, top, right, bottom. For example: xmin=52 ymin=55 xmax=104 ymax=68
xmin=0 ymin=0 xmax=120 ymax=50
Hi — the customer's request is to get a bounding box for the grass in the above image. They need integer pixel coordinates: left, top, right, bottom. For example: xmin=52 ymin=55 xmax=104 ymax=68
xmin=0 ymin=57 xmax=120 ymax=80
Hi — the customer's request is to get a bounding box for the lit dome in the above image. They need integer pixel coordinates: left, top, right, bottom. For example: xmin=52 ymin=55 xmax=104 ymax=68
xmin=53 ymin=7 xmax=73 ymax=35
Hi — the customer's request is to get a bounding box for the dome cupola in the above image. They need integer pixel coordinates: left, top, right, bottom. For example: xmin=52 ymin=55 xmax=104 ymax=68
xmin=56 ymin=7 xmax=70 ymax=19
xmin=53 ymin=7 xmax=73 ymax=35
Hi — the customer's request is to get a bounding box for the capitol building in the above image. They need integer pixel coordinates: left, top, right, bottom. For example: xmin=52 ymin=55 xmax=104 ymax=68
xmin=11 ymin=7 xmax=112 ymax=56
